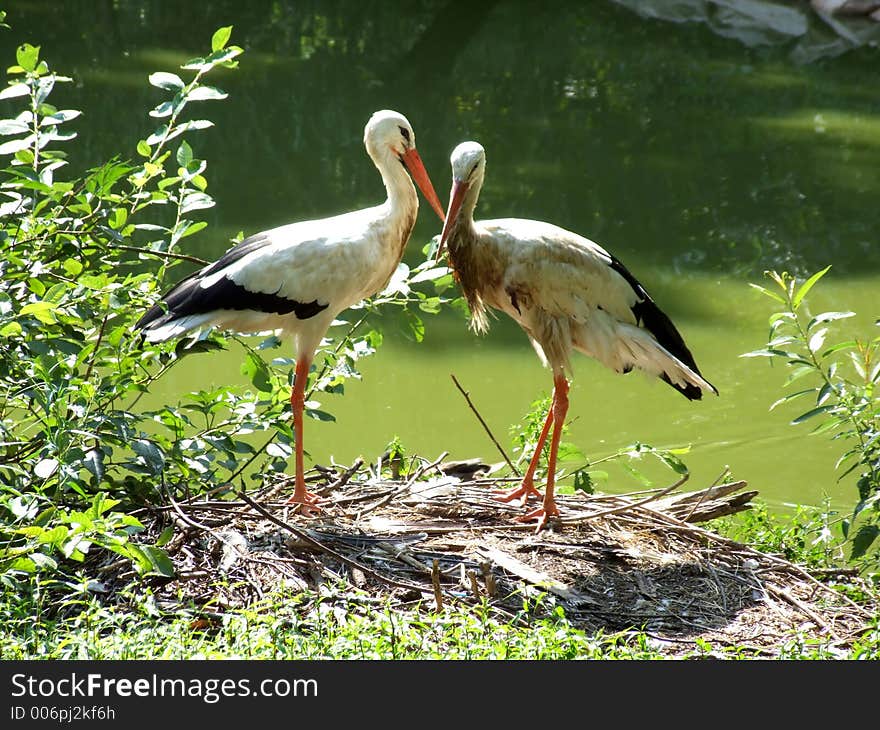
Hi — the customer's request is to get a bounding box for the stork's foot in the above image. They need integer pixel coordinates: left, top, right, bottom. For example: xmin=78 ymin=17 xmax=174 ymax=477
xmin=494 ymin=479 xmax=542 ymax=506
xmin=515 ymin=500 xmax=561 ymax=532
xmin=285 ymin=486 xmax=324 ymax=516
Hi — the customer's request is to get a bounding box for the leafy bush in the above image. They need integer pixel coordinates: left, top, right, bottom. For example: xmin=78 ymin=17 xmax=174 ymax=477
xmin=744 ymin=267 xmax=880 ymax=564
xmin=0 ymin=29 xmax=451 ymax=586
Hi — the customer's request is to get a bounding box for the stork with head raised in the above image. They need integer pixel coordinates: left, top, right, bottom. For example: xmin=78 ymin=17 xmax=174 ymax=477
xmin=136 ymin=110 xmax=445 ymax=513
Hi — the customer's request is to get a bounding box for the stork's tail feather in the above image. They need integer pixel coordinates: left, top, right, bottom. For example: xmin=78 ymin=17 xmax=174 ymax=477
xmin=136 ymin=311 xmax=216 ymax=343
xmin=606 ymin=255 xmax=717 ymax=399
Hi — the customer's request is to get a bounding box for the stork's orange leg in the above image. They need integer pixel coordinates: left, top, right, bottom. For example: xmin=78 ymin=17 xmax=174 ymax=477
xmin=286 ymin=355 xmax=322 ymax=515
xmin=518 ymin=375 xmax=568 ymax=531
xmin=494 ymin=401 xmax=553 ymax=505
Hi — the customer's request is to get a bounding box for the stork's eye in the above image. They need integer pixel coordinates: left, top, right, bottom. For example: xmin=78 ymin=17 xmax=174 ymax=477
xmin=398 ymin=126 xmax=411 ymax=142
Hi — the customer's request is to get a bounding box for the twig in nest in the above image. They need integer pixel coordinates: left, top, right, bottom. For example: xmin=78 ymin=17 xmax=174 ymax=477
xmin=450 ymin=373 xmax=520 ymax=476
xmin=326 ymin=457 xmax=364 ymax=491
xmin=633 ymin=502 xmax=873 ymax=619
xmin=235 ymin=488 xmax=426 ymax=593
xmin=355 ymin=451 xmax=449 ymax=518
xmin=481 ymin=561 xmax=497 ymax=598
xmin=765 ymin=583 xmax=835 ymax=637
xmin=682 ymin=469 xmax=727 ymax=522
xmin=468 ymin=570 xmax=481 ymax=598
xmin=567 ymin=473 xmax=689 ymax=523
xmin=431 ymin=559 xmax=443 ymax=612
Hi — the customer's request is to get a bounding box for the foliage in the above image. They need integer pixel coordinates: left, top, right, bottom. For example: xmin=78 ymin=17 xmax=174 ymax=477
xmin=508 ymin=395 xmax=691 ymax=494
xmin=716 ymin=501 xmax=843 ymax=568
xmin=744 ymin=267 xmax=880 ymax=564
xmin=0 ymin=30 xmax=451 ymax=588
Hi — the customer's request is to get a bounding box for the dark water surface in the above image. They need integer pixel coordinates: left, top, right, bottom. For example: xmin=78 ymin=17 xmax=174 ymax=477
xmin=4 ymin=1 xmax=879 ymax=512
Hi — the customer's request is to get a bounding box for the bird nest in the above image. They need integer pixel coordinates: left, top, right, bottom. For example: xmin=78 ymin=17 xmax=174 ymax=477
xmin=111 ymin=457 xmax=874 ymax=658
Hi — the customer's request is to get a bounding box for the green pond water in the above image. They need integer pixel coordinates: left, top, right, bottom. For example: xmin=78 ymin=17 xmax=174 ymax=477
xmin=4 ymin=1 xmax=879 ymax=512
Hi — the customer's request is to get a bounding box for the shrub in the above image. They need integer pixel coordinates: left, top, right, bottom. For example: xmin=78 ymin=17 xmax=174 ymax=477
xmin=744 ymin=267 xmax=880 ymax=564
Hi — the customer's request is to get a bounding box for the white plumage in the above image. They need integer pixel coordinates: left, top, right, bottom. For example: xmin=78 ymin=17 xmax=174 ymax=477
xmin=436 ymin=140 xmax=717 ymax=530
xmin=137 ymin=110 xmax=445 ymax=512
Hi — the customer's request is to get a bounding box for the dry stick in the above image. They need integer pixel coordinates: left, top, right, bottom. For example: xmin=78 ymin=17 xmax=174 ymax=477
xmin=468 ymin=570 xmax=481 ymax=598
xmin=111 ymin=243 xmax=210 ymax=266
xmin=450 ymin=373 xmax=520 ymax=476
xmin=567 ymin=473 xmax=689 ymax=523
xmin=431 ymin=559 xmax=444 ymax=611
xmin=235 ymin=488 xmax=426 ymax=593
xmin=481 ymin=561 xmax=497 ymax=598
xmin=682 ymin=468 xmax=730 ymax=522
xmin=764 ymin=582 xmax=834 ymax=634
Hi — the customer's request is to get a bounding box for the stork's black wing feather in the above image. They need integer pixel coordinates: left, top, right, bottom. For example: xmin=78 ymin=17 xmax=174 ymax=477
xmin=607 ymin=256 xmax=716 ymax=401
xmin=135 ymin=232 xmax=328 ymax=333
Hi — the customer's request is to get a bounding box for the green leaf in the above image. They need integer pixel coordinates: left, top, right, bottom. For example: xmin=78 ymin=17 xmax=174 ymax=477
xmin=849 ymin=525 xmax=880 ymax=561
xmin=820 ymin=340 xmax=857 ymax=359
xmin=178 ymin=220 xmax=208 ymax=240
xmin=0 ymin=119 xmax=29 ymax=135
xmin=137 ymin=139 xmax=151 ymax=157
xmin=20 ymin=300 xmax=57 ymax=324
xmin=142 ymin=545 xmax=175 ymax=577
xmin=0 ymin=136 xmax=34 ymax=156
xmin=656 ymin=451 xmax=690 ymax=475
xmin=792 ymin=266 xmax=831 ymax=310
xmin=180 ymin=191 xmax=214 ymax=213
xmin=176 ymin=140 xmax=192 ymax=167
xmin=555 ymin=441 xmax=586 ymax=462
xmin=783 ymin=365 xmax=816 ymax=387
xmin=240 ymin=351 xmax=273 ymax=392
xmin=16 ymin=44 xmax=39 ymax=73
xmin=156 ymin=526 xmax=175 ymax=547
xmin=83 ymin=449 xmax=105 ymax=481
xmin=37 ymin=525 xmax=69 ymax=547
xmin=108 ymin=207 xmax=128 ymax=230
xmin=573 ymin=470 xmax=594 ymax=494
xmin=41 ymin=109 xmax=82 ymax=126
xmin=807 ymin=311 xmax=855 ymax=330
xmin=748 ymin=283 xmax=785 ymax=304
xmin=186 ymin=86 xmax=227 ymax=101
xmin=132 ymin=439 xmax=166 ymax=475
xmin=62 ymin=258 xmax=83 ymax=276
xmin=769 ymin=388 xmax=818 ymax=411
xmin=149 ymin=72 xmax=185 ymax=91
xmin=0 ymin=83 xmax=30 ymax=101
xmin=791 ymin=405 xmax=836 ymax=425
xmin=0 ymin=321 xmax=22 ymax=336
xmin=212 ymin=26 xmax=233 ymax=51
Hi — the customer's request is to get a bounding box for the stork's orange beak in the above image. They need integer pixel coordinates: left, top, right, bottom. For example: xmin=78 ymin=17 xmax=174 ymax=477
xmin=435 ymin=178 xmax=468 ymax=262
xmin=401 ymin=148 xmax=445 ymax=223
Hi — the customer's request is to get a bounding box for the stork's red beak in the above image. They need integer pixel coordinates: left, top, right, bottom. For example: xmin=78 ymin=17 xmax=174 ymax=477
xmin=435 ymin=178 xmax=468 ymax=262
xmin=401 ymin=148 xmax=445 ymax=223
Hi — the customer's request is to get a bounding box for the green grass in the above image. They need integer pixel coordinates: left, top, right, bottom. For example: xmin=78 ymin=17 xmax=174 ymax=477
xmin=3 ymin=584 xmax=877 ymax=661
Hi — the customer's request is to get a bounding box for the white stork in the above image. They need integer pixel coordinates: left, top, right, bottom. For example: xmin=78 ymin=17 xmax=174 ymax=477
xmin=435 ymin=141 xmax=717 ymax=530
xmin=136 ymin=110 xmax=445 ymax=513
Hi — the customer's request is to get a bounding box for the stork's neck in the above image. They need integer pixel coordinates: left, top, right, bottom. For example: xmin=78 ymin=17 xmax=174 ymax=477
xmin=447 ymin=178 xmax=482 ymax=255
xmin=375 ymin=148 xmax=419 ymax=226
